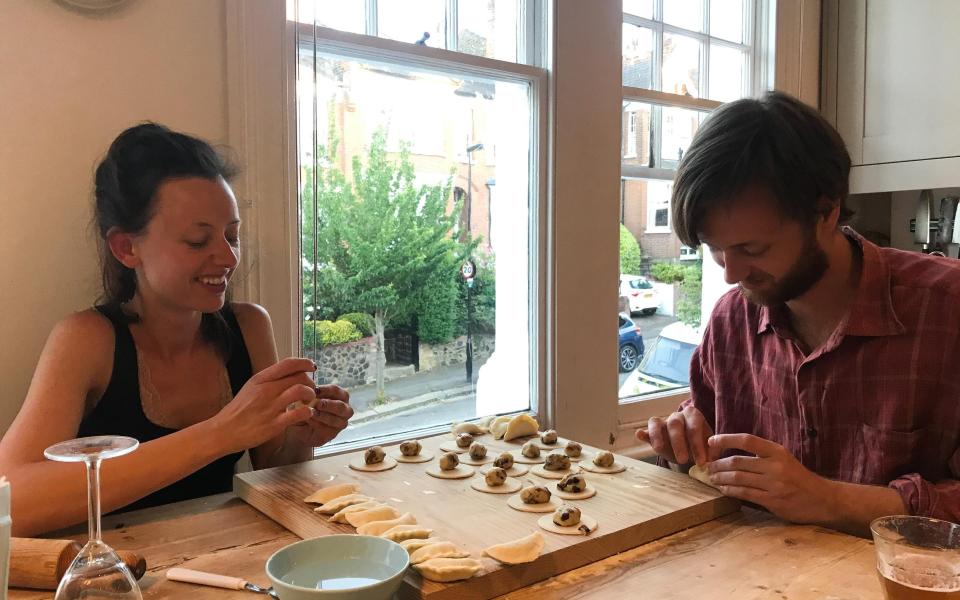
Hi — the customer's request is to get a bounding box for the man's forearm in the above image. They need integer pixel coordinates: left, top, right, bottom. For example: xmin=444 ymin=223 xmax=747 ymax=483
xmin=823 ymin=480 xmax=907 ymax=537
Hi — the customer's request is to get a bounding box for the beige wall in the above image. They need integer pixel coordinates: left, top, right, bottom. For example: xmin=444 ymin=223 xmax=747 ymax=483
xmin=0 ymin=0 xmax=228 ymax=433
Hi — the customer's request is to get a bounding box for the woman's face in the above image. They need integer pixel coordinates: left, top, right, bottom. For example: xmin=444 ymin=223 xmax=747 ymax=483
xmin=133 ymin=176 xmax=241 ymax=314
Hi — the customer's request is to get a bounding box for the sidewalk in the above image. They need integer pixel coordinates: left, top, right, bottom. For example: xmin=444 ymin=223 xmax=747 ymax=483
xmin=345 ymin=363 xmax=477 ymax=425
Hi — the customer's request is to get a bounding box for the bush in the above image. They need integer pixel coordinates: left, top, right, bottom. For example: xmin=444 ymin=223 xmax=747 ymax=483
xmin=337 ymin=312 xmax=375 ymax=337
xmin=677 ymin=264 xmax=703 ymax=328
xmin=456 ymin=256 xmax=495 ymax=336
xmin=417 ymin=270 xmax=459 ymax=344
xmin=619 ymin=224 xmax=642 ymax=275
xmin=650 ymin=262 xmax=686 ymax=283
xmin=303 ymin=319 xmax=362 ymax=347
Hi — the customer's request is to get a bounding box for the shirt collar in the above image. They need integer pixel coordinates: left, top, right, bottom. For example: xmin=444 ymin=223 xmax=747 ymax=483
xmin=756 ymin=227 xmax=905 ymax=338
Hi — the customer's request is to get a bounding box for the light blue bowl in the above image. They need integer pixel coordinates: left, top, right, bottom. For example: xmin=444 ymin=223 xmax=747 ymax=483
xmin=265 ymin=535 xmax=409 ymax=600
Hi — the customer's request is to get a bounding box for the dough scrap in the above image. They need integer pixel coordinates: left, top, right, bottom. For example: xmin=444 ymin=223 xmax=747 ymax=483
xmin=413 ymin=557 xmax=482 ymax=583
xmin=345 ymin=505 xmax=401 ymax=528
xmin=303 ymin=483 xmax=360 ymax=504
xmin=503 ymin=414 xmax=539 ymax=441
xmin=482 ymin=531 xmax=544 ymax=565
xmin=356 ymin=512 xmax=416 ymax=536
xmin=409 ymin=541 xmax=471 ymax=565
xmin=314 ymin=493 xmax=372 ymax=515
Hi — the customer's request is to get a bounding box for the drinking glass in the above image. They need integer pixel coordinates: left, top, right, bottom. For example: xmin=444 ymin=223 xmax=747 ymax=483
xmin=870 ymin=515 xmax=960 ymax=599
xmin=44 ymin=436 xmax=142 ymax=599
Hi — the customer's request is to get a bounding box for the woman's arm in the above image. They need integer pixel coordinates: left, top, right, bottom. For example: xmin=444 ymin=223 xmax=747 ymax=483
xmin=0 ymin=312 xmax=230 ymax=536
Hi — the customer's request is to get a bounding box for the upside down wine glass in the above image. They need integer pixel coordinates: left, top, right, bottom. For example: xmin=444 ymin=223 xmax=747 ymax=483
xmin=44 ymin=436 xmax=142 ymax=599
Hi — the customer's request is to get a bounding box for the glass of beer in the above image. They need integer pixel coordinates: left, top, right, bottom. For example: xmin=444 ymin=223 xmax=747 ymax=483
xmin=870 ymin=515 xmax=960 ymax=599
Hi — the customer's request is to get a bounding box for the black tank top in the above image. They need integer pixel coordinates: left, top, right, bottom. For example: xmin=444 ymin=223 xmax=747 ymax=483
xmin=78 ymin=304 xmax=249 ymax=512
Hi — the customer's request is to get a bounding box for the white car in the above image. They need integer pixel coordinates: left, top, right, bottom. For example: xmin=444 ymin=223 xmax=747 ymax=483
xmin=618 ymin=322 xmax=703 ymax=397
xmin=619 ymin=274 xmax=660 ymax=316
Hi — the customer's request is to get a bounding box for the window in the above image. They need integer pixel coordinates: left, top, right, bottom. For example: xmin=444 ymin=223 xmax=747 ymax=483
xmin=617 ymin=0 xmax=772 ymax=414
xmin=290 ymin=1 xmax=545 ymax=450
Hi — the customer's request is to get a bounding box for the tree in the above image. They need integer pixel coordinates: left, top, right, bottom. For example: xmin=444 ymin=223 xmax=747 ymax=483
xmin=619 ymin=224 xmax=642 ymax=275
xmin=650 ymin=261 xmax=702 ymax=328
xmin=303 ymin=126 xmax=476 ymax=398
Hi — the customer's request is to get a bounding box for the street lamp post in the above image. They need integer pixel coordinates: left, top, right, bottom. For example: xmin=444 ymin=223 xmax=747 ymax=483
xmin=463 ymin=143 xmax=483 ymax=384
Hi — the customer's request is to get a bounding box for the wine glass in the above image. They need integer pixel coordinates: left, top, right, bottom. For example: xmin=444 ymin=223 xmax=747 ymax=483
xmin=44 ymin=436 xmax=142 ymax=599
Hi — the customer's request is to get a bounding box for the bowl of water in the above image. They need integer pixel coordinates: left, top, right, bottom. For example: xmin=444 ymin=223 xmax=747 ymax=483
xmin=265 ymin=535 xmax=409 ymax=600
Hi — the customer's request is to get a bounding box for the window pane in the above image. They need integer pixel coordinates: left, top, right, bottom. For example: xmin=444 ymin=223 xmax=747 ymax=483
xmin=710 ymin=0 xmax=745 ymax=43
xmin=378 ymin=0 xmax=446 ymax=47
xmin=458 ymin=0 xmax=518 ymax=62
xmin=623 ymin=24 xmax=654 ymax=89
xmin=662 ymin=33 xmax=701 ymax=97
xmin=623 ymin=0 xmax=653 ymax=19
xmin=663 ymin=0 xmax=704 ymax=32
xmin=297 ymin=53 xmax=534 ymax=443
xmin=708 ymin=43 xmax=745 ymax=102
xmin=660 ymin=106 xmax=705 ymax=165
xmin=622 ymin=101 xmax=652 ymax=164
xmin=289 ymin=0 xmax=366 ymax=34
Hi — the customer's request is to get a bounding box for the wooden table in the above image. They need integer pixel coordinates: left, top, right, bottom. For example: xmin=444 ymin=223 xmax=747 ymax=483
xmin=9 ymin=493 xmax=884 ymax=599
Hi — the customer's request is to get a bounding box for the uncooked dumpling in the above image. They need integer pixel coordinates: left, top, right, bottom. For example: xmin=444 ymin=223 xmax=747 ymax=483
xmin=303 ymin=483 xmax=360 ymax=504
xmin=314 ymin=493 xmax=372 ymax=515
xmin=439 ymin=452 xmax=460 ymax=471
xmin=345 ymin=505 xmax=401 ymax=528
xmin=400 ymin=538 xmax=444 ymax=554
xmin=503 ymin=414 xmax=539 ymax=441
xmin=329 ymin=501 xmax=382 ymax=523
xmin=356 ymin=513 xmax=416 ymax=536
xmin=540 ymin=430 xmax=558 ymax=445
xmin=557 ymin=473 xmax=586 ymax=493
xmin=552 ymin=505 xmax=582 ymax=527
xmin=489 ymin=415 xmax=512 ymax=439
xmin=482 ymin=531 xmax=544 ymax=565
xmin=688 ymin=464 xmax=719 ymax=489
xmin=413 ymin=557 xmax=482 ymax=583
xmin=451 ymin=422 xmax=485 ymax=436
xmin=485 ymin=467 xmax=508 ymax=487
xmin=380 ymin=524 xmax=434 ymax=542
xmin=408 ymin=541 xmax=470 ymax=565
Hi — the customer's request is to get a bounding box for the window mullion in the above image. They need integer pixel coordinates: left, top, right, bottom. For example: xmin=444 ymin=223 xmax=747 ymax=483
xmin=366 ymin=0 xmax=377 ymax=36
xmin=702 ymin=0 xmax=711 ymax=99
xmin=446 ymin=0 xmax=458 ymax=51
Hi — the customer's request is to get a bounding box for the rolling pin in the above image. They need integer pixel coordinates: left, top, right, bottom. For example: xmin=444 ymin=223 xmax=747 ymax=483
xmin=9 ymin=538 xmax=146 ymax=590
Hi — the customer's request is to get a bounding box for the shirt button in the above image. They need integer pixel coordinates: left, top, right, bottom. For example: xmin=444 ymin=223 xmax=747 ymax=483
xmin=806 ymin=427 xmax=818 ymax=438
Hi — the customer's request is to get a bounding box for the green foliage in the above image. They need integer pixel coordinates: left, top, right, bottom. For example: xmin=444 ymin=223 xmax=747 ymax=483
xmin=650 ymin=261 xmax=686 ymax=283
xmin=303 ymin=319 xmax=362 ymax=346
xmin=676 ymin=264 xmax=703 ymax=328
xmin=337 ymin=312 xmax=375 ymax=337
xmin=619 ymin=224 xmax=642 ymax=275
xmin=416 ymin=269 xmax=460 ymax=343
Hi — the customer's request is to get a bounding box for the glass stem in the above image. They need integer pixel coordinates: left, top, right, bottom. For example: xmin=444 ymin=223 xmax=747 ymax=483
xmin=86 ymin=458 xmax=102 ymax=544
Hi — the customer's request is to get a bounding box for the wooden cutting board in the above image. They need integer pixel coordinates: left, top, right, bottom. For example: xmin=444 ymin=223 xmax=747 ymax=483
xmin=235 ymin=434 xmax=738 ymax=599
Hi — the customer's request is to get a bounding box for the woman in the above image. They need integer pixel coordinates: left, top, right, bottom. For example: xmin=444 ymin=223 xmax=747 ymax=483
xmin=0 ymin=123 xmax=353 ymax=536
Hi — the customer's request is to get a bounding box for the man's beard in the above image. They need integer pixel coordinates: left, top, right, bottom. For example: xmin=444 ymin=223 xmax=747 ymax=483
xmin=740 ymin=232 xmax=829 ymax=306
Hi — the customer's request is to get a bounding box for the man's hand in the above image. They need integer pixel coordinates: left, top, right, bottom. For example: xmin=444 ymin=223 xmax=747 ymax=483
xmin=636 ymin=406 xmax=720 ymax=466
xmin=706 ymin=433 xmax=837 ymax=524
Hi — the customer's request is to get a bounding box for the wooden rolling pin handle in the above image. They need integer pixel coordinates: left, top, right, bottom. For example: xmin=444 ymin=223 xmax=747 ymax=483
xmin=166 ymin=567 xmax=248 ymax=590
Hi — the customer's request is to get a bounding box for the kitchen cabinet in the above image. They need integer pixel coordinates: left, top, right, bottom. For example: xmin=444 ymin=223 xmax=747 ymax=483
xmin=821 ymin=0 xmax=960 ymax=193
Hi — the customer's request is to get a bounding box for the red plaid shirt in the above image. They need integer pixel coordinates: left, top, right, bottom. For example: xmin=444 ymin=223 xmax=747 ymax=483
xmin=683 ymin=229 xmax=960 ymax=521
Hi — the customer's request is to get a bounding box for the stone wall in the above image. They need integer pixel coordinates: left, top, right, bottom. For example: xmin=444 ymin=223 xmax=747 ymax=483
xmin=419 ymin=333 xmax=495 ymax=371
xmin=308 ymin=336 xmax=377 ymax=387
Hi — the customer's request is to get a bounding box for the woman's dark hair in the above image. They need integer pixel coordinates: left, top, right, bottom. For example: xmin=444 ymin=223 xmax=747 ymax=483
xmin=93 ymin=122 xmax=239 ymax=356
xmin=672 ymin=90 xmax=853 ymax=247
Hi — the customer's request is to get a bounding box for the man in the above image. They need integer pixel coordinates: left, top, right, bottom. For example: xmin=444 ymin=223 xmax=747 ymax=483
xmin=637 ymin=91 xmax=960 ymax=536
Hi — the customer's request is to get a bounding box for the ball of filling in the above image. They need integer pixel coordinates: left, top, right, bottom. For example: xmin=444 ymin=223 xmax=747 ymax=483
xmin=364 ymin=446 xmax=386 ymax=465
xmin=456 ymin=432 xmax=475 ymax=448
xmin=469 ymin=442 xmax=487 ymax=460
xmin=564 ymin=441 xmax=582 ymax=458
xmin=540 ymin=429 xmax=558 ymax=444
xmin=520 ymin=485 xmax=551 ymax=504
xmin=593 ymin=450 xmax=615 ymax=468
xmin=439 ymin=452 xmax=460 ymax=471
xmin=493 ymin=452 xmax=514 ymax=470
xmin=484 ymin=467 xmax=508 ymax=487
xmin=544 ymin=452 xmax=571 ymax=471
xmin=557 ymin=473 xmax=586 ymax=493
xmin=399 ymin=440 xmax=421 ymax=457
xmin=552 ymin=505 xmax=582 ymax=527
xmin=521 ymin=441 xmax=541 ymax=458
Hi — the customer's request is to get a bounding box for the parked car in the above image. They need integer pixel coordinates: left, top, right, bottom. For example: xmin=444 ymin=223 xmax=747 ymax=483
xmin=619 ymin=274 xmax=660 ymax=316
xmin=620 ymin=321 xmax=702 ymax=395
xmin=618 ymin=314 xmax=645 ymax=372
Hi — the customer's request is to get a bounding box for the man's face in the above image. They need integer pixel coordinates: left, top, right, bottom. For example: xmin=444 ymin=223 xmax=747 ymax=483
xmin=698 ymin=185 xmax=828 ymax=306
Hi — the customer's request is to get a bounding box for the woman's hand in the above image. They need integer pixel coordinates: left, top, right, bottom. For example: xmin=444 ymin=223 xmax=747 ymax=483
xmin=286 ymin=385 xmax=354 ymax=448
xmin=208 ymin=357 xmax=317 ymax=455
